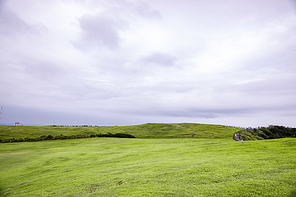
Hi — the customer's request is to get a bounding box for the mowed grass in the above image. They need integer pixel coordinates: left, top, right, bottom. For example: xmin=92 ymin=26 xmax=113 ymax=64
xmin=0 ymin=137 xmax=295 ymax=196
xmin=0 ymin=123 xmax=241 ymax=140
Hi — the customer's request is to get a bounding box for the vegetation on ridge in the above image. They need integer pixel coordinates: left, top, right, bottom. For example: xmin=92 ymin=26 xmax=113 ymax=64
xmin=239 ymin=125 xmax=296 ymax=141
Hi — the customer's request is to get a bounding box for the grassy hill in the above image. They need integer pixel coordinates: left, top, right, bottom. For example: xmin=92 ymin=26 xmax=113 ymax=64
xmin=0 ymin=123 xmax=242 ymax=141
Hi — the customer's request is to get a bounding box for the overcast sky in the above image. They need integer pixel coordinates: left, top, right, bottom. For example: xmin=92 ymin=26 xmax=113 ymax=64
xmin=1 ymin=0 xmax=296 ymax=127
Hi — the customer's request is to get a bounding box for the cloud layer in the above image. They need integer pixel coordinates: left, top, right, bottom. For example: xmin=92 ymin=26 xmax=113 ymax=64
xmin=1 ymin=0 xmax=296 ymax=127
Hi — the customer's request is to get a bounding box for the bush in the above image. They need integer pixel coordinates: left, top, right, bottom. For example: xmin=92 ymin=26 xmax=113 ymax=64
xmin=45 ymin=135 xmax=54 ymax=140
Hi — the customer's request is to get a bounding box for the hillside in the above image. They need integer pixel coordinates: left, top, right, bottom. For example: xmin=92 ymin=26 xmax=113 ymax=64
xmin=0 ymin=123 xmax=241 ymax=141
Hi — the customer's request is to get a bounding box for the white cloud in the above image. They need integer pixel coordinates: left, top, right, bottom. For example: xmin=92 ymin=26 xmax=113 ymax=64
xmin=141 ymin=52 xmax=177 ymax=67
xmin=73 ymin=14 xmax=122 ymax=50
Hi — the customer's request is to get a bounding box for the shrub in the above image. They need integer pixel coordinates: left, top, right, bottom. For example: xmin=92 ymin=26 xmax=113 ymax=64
xmin=1 ymin=132 xmax=136 ymax=143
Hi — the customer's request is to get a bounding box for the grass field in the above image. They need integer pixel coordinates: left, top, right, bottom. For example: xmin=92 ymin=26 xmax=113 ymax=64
xmin=1 ymin=137 xmax=296 ymax=196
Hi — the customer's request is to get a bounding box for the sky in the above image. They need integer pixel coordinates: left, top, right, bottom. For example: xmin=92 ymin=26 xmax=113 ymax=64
xmin=0 ymin=0 xmax=296 ymax=127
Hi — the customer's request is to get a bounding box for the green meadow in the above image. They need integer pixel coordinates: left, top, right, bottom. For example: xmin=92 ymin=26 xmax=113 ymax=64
xmin=0 ymin=124 xmax=295 ymax=196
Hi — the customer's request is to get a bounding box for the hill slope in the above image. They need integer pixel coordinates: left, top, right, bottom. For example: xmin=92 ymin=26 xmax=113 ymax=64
xmin=0 ymin=123 xmax=241 ymax=141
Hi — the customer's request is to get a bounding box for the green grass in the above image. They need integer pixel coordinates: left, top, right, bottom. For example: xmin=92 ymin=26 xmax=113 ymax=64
xmin=0 ymin=123 xmax=242 ymax=140
xmin=0 ymin=137 xmax=295 ymax=196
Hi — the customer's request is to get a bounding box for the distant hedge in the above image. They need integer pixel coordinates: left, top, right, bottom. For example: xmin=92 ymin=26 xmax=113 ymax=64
xmin=238 ymin=126 xmax=296 ymax=141
xmin=0 ymin=133 xmax=136 ymax=143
